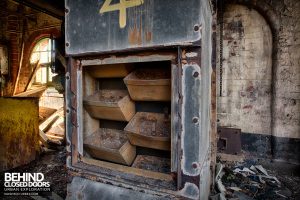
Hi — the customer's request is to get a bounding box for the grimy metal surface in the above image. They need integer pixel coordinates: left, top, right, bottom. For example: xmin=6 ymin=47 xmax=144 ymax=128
xmin=66 ymin=49 xmax=213 ymax=199
xmin=65 ymin=1 xmax=214 ymax=199
xmin=67 ymin=177 xmax=171 ymax=200
xmin=65 ymin=0 xmax=202 ymax=55
xmin=217 ymin=127 xmax=242 ymax=155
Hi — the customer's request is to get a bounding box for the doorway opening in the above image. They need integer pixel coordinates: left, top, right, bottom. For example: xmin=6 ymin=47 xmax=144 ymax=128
xmin=29 ymin=37 xmax=65 ymax=146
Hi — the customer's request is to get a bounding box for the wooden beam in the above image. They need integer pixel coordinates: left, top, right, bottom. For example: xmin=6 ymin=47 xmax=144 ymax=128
xmin=11 ymin=0 xmax=64 ymax=19
xmin=39 ymin=107 xmax=63 ymax=132
xmin=13 ymin=85 xmax=46 ymax=97
xmin=24 ymin=60 xmax=40 ymax=92
xmin=39 ymin=129 xmax=49 ymax=147
xmin=13 ymin=42 xmax=24 ymax=95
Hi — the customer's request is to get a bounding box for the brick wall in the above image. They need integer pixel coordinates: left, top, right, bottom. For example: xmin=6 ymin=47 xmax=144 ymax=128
xmin=0 ymin=0 xmax=61 ymax=96
xmin=0 ymin=1 xmax=21 ymax=96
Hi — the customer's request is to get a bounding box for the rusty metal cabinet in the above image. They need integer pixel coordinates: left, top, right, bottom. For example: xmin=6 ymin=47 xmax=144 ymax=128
xmin=65 ymin=0 xmax=215 ymax=199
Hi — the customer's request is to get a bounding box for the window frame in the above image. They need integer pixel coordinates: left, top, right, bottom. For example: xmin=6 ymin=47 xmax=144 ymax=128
xmin=30 ymin=37 xmax=55 ymax=85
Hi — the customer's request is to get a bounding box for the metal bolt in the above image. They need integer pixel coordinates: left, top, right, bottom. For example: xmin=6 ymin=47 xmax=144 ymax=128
xmin=66 ymin=75 xmax=70 ymax=80
xmin=194 ymin=24 xmax=200 ymax=32
xmin=193 ymin=71 xmax=199 ymax=78
xmin=66 ymin=109 xmax=70 ymax=114
xmin=192 ymin=163 xmax=198 ymax=168
xmin=192 ymin=117 xmax=198 ymax=123
xmin=65 ymin=8 xmax=69 ymax=13
xmin=66 ymin=42 xmax=70 ymax=47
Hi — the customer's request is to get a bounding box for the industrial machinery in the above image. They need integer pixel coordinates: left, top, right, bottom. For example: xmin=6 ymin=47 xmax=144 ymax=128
xmin=65 ymin=0 xmax=215 ymax=199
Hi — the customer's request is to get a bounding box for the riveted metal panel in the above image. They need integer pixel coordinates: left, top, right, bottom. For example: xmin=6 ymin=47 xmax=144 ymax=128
xmin=181 ymin=64 xmax=201 ymax=176
xmin=65 ymin=0 xmax=202 ymax=55
xmin=67 ymin=177 xmax=171 ymax=200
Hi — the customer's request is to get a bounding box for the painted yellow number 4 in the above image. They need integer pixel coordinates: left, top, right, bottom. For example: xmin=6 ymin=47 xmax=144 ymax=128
xmin=99 ymin=0 xmax=144 ymax=28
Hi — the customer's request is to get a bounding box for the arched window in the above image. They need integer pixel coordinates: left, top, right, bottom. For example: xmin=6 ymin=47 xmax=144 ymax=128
xmin=30 ymin=38 xmax=54 ymax=84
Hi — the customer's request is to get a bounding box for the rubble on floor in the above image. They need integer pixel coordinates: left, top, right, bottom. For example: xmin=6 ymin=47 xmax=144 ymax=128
xmin=211 ymin=161 xmax=300 ymax=200
xmin=39 ymin=107 xmax=65 ymax=148
xmin=0 ymin=147 xmax=67 ymax=200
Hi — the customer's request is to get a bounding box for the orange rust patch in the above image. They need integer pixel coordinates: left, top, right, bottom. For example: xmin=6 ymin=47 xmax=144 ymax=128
xmin=128 ymin=25 xmax=142 ymax=45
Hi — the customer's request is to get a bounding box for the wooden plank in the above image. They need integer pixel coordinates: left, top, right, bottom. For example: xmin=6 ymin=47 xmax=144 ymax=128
xmin=39 ymin=107 xmax=57 ymax=124
xmin=45 ymin=134 xmax=64 ymax=140
xmin=39 ymin=107 xmax=63 ymax=132
xmin=13 ymin=42 xmax=24 ymax=95
xmin=85 ymin=63 xmax=133 ymax=78
xmin=84 ymin=128 xmax=136 ymax=166
xmin=82 ymin=157 xmax=173 ymax=182
xmin=13 ymin=85 xmax=46 ymax=97
xmin=39 ymin=129 xmax=49 ymax=148
xmin=46 ymin=123 xmax=64 ymax=136
xmin=24 ymin=60 xmax=40 ymax=92
xmin=40 ymin=129 xmax=62 ymax=147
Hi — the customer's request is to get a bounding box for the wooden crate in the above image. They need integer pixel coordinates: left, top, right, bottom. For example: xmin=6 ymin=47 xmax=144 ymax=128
xmin=86 ymin=63 xmax=133 ymax=78
xmin=83 ymin=90 xmax=135 ymax=121
xmin=84 ymin=128 xmax=136 ymax=166
xmin=132 ymin=155 xmax=171 ymax=173
xmin=124 ymin=112 xmax=171 ymax=151
xmin=124 ymin=69 xmax=171 ymax=101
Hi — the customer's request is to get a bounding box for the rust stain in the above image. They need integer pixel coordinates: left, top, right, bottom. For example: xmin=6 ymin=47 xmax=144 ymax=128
xmin=128 ymin=25 xmax=142 ymax=45
xmin=243 ymin=105 xmax=253 ymax=109
xmin=128 ymin=7 xmax=143 ymax=45
xmin=145 ymin=31 xmax=152 ymax=42
xmin=180 ymin=172 xmax=200 ymax=189
xmin=246 ymin=85 xmax=255 ymax=92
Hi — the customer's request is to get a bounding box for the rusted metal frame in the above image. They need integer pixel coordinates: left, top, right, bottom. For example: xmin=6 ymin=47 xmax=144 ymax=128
xmin=70 ymin=49 xmax=181 ymax=60
xmin=176 ymin=47 xmax=183 ymax=190
xmin=67 ymin=165 xmax=181 ymax=199
xmin=210 ymin=7 xmax=218 ymax=189
xmin=74 ymin=157 xmax=176 ymax=192
xmin=67 ymin=50 xmax=216 ymax=198
xmin=65 ymin=60 xmax=71 ymax=154
xmin=68 ymin=58 xmax=81 ymax=165
xmin=68 ymin=52 xmax=183 ymax=193
xmin=76 ymin=61 xmax=83 ymax=155
xmin=65 ymin=0 xmax=201 ymax=55
xmin=199 ymin=150 xmax=212 ymax=200
xmin=171 ymin=55 xmax=180 ymax=173
xmin=177 ymin=47 xmax=202 ymax=199
xmin=66 ymin=44 xmax=201 ymax=57
xmin=80 ymin=51 xmax=177 ymax=66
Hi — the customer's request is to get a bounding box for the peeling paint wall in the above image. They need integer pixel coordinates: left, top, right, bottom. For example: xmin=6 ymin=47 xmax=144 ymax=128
xmin=271 ymin=0 xmax=300 ymax=139
xmin=218 ymin=4 xmax=273 ymax=135
xmin=217 ymin=0 xmax=300 ymax=163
